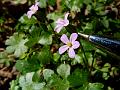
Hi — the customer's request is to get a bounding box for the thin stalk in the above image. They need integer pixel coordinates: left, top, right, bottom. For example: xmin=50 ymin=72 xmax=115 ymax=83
xmin=90 ymin=51 xmax=95 ymax=72
xmin=79 ymin=40 xmax=88 ymax=69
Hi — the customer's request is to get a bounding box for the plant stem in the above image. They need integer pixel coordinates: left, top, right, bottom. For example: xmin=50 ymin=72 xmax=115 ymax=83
xmin=79 ymin=40 xmax=88 ymax=69
xmin=90 ymin=51 xmax=95 ymax=72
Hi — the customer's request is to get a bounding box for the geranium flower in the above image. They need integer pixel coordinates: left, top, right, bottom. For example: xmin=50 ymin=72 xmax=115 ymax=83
xmin=27 ymin=2 xmax=39 ymax=18
xmin=54 ymin=13 xmax=69 ymax=33
xmin=59 ymin=33 xmax=80 ymax=58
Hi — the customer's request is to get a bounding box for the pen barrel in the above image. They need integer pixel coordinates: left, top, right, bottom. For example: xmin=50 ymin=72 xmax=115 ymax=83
xmin=89 ymin=35 xmax=120 ymax=55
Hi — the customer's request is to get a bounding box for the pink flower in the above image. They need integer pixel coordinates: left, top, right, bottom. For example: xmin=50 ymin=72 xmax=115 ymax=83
xmin=27 ymin=2 xmax=39 ymax=18
xmin=54 ymin=13 xmax=69 ymax=33
xmin=59 ymin=33 xmax=80 ymax=58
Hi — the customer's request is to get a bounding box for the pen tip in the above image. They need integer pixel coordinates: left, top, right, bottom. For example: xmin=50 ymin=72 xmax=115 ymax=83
xmin=78 ymin=33 xmax=89 ymax=39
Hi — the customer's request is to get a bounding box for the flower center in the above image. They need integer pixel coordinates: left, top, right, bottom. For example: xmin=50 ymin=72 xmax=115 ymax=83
xmin=67 ymin=42 xmax=72 ymax=47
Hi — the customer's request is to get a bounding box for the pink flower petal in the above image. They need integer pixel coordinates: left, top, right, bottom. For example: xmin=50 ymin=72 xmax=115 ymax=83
xmin=30 ymin=5 xmax=35 ymax=10
xmin=54 ymin=13 xmax=69 ymax=33
xmin=72 ymin=41 xmax=80 ymax=49
xmin=70 ymin=33 xmax=78 ymax=43
xmin=68 ymin=48 xmax=75 ymax=58
xmin=59 ymin=45 xmax=69 ymax=54
xmin=29 ymin=4 xmax=38 ymax=13
xmin=54 ymin=24 xmax=62 ymax=29
xmin=63 ymin=19 xmax=69 ymax=26
xmin=60 ymin=34 xmax=69 ymax=44
xmin=64 ymin=13 xmax=69 ymax=20
xmin=56 ymin=18 xmax=63 ymax=24
xmin=56 ymin=19 xmax=69 ymax=27
xmin=35 ymin=2 xmax=39 ymax=6
xmin=34 ymin=5 xmax=38 ymax=11
xmin=54 ymin=25 xmax=63 ymax=33
xmin=27 ymin=11 xmax=34 ymax=18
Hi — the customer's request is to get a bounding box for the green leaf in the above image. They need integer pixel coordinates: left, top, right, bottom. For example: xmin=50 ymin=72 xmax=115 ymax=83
xmin=15 ymin=58 xmax=40 ymax=74
xmin=32 ymin=70 xmax=44 ymax=82
xmin=68 ymin=68 xmax=89 ymax=87
xmin=47 ymin=74 xmax=69 ymax=90
xmin=83 ymin=0 xmax=92 ymax=4
xmin=38 ymin=46 xmax=52 ymax=65
xmin=102 ymin=72 xmax=109 ymax=80
xmin=47 ymin=0 xmax=56 ymax=6
xmin=53 ymin=53 xmax=60 ymax=62
xmin=101 ymin=17 xmax=109 ymax=28
xmin=10 ymin=79 xmax=20 ymax=90
xmin=43 ymin=69 xmax=54 ymax=81
xmin=83 ymin=22 xmax=93 ymax=34
xmin=19 ymin=15 xmax=37 ymax=25
xmin=80 ymin=39 xmax=95 ymax=51
xmin=72 ymin=54 xmax=83 ymax=65
xmin=25 ymin=26 xmax=41 ymax=47
xmin=38 ymin=31 xmax=52 ymax=45
xmin=19 ymin=72 xmax=34 ymax=87
xmin=0 ymin=51 xmax=13 ymax=66
xmin=19 ymin=72 xmax=46 ymax=90
xmin=5 ymin=33 xmax=28 ymax=57
xmin=57 ymin=64 xmax=70 ymax=78
xmin=78 ymin=83 xmax=104 ymax=90
xmin=64 ymin=0 xmax=84 ymax=12
xmin=38 ymin=0 xmax=47 ymax=8
xmin=47 ymin=12 xmax=63 ymax=21
xmin=60 ymin=53 xmax=69 ymax=61
xmin=100 ymin=63 xmax=111 ymax=72
xmin=86 ymin=83 xmax=104 ymax=90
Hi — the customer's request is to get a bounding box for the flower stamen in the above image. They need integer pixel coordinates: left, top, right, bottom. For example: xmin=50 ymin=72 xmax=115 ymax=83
xmin=67 ymin=42 xmax=72 ymax=47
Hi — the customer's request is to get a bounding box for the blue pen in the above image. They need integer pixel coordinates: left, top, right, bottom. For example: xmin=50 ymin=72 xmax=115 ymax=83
xmin=78 ymin=33 xmax=120 ymax=59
